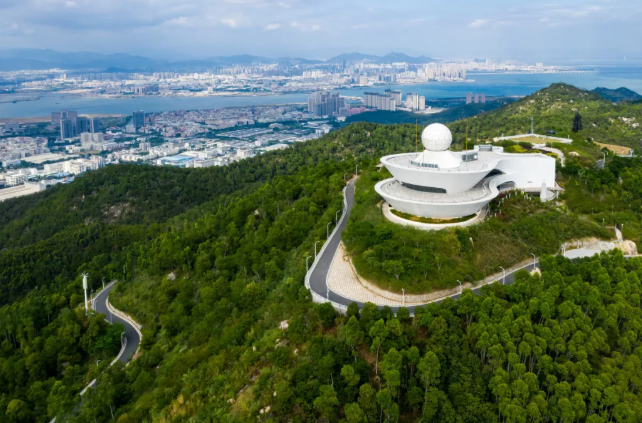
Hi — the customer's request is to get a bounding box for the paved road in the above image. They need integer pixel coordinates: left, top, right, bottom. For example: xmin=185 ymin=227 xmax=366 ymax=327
xmin=308 ymin=179 xmax=541 ymax=313
xmin=49 ymin=283 xmax=142 ymax=422
xmin=93 ymin=283 xmax=140 ymax=363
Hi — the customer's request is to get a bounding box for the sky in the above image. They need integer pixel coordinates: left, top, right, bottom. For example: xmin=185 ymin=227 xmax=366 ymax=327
xmin=0 ymin=0 xmax=640 ymax=62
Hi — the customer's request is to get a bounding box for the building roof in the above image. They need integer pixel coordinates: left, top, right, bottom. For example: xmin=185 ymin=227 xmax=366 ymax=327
xmin=383 ymin=148 xmax=552 ymax=174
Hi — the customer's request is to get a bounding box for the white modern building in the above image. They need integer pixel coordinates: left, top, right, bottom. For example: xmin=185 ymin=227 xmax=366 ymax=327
xmin=375 ymin=123 xmax=557 ymax=219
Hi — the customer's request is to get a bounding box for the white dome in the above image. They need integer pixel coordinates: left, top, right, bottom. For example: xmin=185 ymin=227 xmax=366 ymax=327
xmin=421 ymin=123 xmax=452 ymax=151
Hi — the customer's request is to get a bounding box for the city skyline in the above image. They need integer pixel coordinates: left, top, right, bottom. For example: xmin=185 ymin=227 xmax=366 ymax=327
xmin=0 ymin=0 xmax=641 ymax=62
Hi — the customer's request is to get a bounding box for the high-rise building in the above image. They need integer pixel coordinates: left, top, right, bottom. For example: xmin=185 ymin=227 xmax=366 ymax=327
xmin=51 ymin=110 xmax=78 ymax=127
xmin=474 ymin=93 xmax=480 ymax=104
xmin=76 ymin=116 xmax=90 ymax=134
xmin=60 ymin=118 xmax=74 ymax=140
xmin=308 ymin=96 xmax=317 ymax=114
xmin=466 ymin=92 xmax=472 ymax=105
xmin=132 ymin=84 xmax=159 ymax=95
xmin=307 ymin=92 xmax=344 ymax=117
xmin=481 ymin=93 xmax=486 ymax=104
xmin=364 ymin=92 xmax=396 ymax=111
xmin=51 ymin=112 xmax=61 ymax=125
xmin=384 ymin=89 xmax=402 ymax=106
xmin=132 ymin=111 xmax=145 ymax=129
xmin=63 ymin=110 xmax=78 ymax=124
xmin=405 ymin=93 xmax=425 ymax=111
xmin=90 ymin=117 xmax=100 ymax=133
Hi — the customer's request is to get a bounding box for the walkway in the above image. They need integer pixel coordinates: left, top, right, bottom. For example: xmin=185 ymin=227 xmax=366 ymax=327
xmin=537 ymin=145 xmax=566 ymax=167
xmin=382 ymin=202 xmax=484 ymax=230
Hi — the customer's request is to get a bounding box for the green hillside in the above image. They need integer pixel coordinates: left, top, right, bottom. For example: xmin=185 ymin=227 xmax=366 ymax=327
xmin=448 ymin=83 xmax=642 ymax=149
xmin=592 ymin=87 xmax=642 ymax=103
xmin=3 ymin=84 xmax=642 ymax=422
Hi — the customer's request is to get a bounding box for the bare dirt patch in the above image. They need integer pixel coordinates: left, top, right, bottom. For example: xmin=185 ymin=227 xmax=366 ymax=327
xmin=594 ymin=142 xmax=631 ymax=155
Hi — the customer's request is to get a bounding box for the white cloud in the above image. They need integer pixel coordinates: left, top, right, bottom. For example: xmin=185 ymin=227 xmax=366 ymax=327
xmin=166 ymin=17 xmax=190 ymax=26
xmin=265 ymin=23 xmax=281 ymax=30
xmin=220 ymin=18 xmax=238 ymax=28
xmin=539 ymin=17 xmax=550 ymax=23
xmin=468 ymin=18 xmax=490 ymax=29
xmin=64 ymin=1 xmax=77 ymax=7
xmin=290 ymin=21 xmax=320 ymax=31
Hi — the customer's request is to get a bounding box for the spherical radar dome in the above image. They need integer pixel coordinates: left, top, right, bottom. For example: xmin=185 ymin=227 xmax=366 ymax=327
xmin=421 ymin=123 xmax=452 ymax=151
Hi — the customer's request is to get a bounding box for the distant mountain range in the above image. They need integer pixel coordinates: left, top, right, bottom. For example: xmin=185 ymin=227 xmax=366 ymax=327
xmin=592 ymin=87 xmax=642 ymax=102
xmin=0 ymin=49 xmax=436 ymax=72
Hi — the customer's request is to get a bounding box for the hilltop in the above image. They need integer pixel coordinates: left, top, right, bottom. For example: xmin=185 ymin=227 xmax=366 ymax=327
xmin=448 ymin=83 xmax=642 ymax=148
xmin=592 ymin=86 xmax=642 ymax=102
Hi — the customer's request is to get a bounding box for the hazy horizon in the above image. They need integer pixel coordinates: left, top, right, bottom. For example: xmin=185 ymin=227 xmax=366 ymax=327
xmin=0 ymin=0 xmax=641 ymax=62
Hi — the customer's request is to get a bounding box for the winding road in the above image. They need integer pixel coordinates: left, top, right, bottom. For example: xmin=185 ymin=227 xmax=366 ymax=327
xmin=50 ymin=282 xmax=142 ymax=422
xmin=307 ymin=179 xmax=540 ymax=313
xmin=93 ymin=282 xmax=141 ymax=364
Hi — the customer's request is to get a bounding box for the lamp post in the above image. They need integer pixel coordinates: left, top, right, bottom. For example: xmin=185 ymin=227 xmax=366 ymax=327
xmin=343 ymin=173 xmax=348 ymax=181
xmin=336 ymin=210 xmax=341 ymax=224
xmin=530 ymin=253 xmax=536 ymax=268
xmin=315 ymin=241 xmax=321 ymax=258
xmin=499 ymin=266 xmax=506 ymax=285
xmin=102 ymin=277 xmax=105 ymax=290
xmin=82 ymin=273 xmax=89 ymax=316
xmin=355 ymin=164 xmax=359 ymax=175
xmin=402 ymin=289 xmax=405 ymax=307
xmin=120 ymin=332 xmax=126 ymax=349
xmin=327 ymin=222 xmax=332 ymax=238
xmin=306 ymin=256 xmax=312 ymax=273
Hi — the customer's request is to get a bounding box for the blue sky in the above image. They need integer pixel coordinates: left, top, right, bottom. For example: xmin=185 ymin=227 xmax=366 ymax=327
xmin=0 ymin=0 xmax=640 ymax=62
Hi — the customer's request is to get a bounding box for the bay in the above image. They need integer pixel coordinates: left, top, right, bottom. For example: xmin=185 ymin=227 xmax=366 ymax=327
xmin=1 ymin=66 xmax=641 ymax=119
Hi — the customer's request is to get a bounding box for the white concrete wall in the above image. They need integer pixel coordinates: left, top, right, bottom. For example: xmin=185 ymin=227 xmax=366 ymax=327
xmin=382 ymin=154 xmax=492 ymax=194
xmin=375 ymin=178 xmax=493 ymax=218
xmin=494 ymin=153 xmax=556 ymax=191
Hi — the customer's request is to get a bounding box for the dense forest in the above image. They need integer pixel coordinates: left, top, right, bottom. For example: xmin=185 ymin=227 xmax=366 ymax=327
xmin=1 ymin=83 xmax=642 ymax=422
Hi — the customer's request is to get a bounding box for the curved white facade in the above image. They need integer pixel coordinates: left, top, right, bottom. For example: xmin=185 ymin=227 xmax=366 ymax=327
xmin=376 ymin=124 xmax=557 ymax=219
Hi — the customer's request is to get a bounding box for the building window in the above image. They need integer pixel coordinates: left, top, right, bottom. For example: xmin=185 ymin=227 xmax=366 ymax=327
xmin=401 ymin=182 xmax=447 ymax=193
xmin=410 ymin=160 xmax=439 ymax=168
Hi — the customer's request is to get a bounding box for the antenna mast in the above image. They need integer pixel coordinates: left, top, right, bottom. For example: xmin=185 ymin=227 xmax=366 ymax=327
xmin=465 ymin=127 xmax=468 ymax=152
